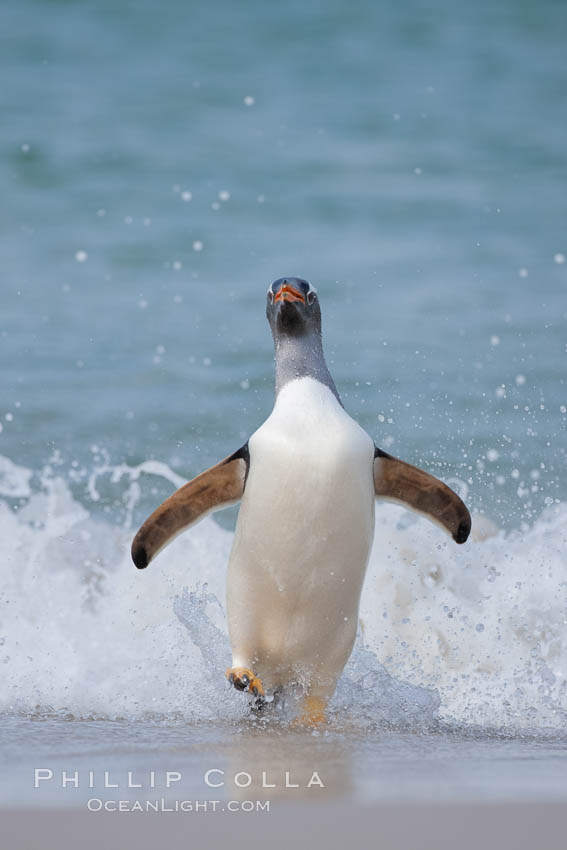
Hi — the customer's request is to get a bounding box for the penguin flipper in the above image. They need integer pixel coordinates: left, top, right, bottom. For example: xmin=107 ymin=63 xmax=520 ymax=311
xmin=131 ymin=445 xmax=249 ymax=569
xmin=373 ymin=447 xmax=471 ymax=544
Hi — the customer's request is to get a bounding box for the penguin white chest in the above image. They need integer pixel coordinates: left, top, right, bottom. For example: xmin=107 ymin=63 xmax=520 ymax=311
xmin=227 ymin=377 xmax=375 ymax=686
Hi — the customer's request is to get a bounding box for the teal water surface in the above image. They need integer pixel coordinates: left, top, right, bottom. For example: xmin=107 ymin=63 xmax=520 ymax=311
xmin=1 ymin=0 xmax=566 ymax=529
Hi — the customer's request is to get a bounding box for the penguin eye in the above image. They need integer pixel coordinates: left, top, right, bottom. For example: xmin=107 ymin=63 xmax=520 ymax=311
xmin=307 ymin=291 xmax=316 ymax=305
xmin=268 ymin=290 xmax=274 ymax=303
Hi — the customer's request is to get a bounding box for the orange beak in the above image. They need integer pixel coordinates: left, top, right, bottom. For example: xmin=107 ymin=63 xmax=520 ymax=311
xmin=274 ymin=283 xmax=305 ymax=305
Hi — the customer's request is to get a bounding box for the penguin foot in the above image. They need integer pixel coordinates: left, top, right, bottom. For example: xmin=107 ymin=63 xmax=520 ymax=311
xmin=226 ymin=667 xmax=265 ymax=705
xmin=294 ymin=695 xmax=327 ymax=727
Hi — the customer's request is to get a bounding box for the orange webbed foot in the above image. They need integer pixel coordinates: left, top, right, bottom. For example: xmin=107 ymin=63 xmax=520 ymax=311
xmin=294 ymin=695 xmax=327 ymax=727
xmin=226 ymin=666 xmax=265 ymax=705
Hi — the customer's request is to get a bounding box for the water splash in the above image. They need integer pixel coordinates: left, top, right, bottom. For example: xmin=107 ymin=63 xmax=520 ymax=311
xmin=1 ymin=453 xmax=566 ymax=734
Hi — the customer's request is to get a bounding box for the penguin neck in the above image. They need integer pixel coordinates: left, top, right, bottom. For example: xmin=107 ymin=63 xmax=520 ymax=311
xmin=273 ymin=329 xmax=342 ymax=404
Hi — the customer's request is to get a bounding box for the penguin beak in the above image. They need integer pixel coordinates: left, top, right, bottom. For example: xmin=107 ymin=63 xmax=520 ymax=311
xmin=274 ymin=284 xmax=305 ymax=305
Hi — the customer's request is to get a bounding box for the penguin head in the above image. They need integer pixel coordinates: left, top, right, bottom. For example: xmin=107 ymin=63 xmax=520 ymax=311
xmin=266 ymin=277 xmax=321 ymax=338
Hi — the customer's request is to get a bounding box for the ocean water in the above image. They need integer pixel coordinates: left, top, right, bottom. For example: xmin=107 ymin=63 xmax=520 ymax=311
xmin=1 ymin=0 xmax=567 ymax=808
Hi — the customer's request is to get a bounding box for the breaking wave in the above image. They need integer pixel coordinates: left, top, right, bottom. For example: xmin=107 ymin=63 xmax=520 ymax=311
xmin=1 ymin=454 xmax=566 ymax=735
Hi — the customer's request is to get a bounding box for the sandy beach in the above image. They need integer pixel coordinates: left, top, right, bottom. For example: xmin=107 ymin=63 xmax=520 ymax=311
xmin=3 ymin=801 xmax=567 ymax=850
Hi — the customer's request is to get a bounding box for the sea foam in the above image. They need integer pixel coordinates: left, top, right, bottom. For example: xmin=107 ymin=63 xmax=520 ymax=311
xmin=1 ymin=454 xmax=566 ymax=734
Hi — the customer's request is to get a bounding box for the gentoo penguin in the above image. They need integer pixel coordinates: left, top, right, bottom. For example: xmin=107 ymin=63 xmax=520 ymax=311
xmin=132 ymin=278 xmax=470 ymax=724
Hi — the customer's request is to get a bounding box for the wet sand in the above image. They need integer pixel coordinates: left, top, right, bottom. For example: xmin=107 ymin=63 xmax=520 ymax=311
xmin=2 ymin=801 xmax=567 ymax=850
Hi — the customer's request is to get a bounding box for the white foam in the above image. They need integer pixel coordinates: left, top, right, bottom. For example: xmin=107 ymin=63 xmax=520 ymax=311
xmin=0 ymin=456 xmax=32 ymax=498
xmin=1 ymin=455 xmax=566 ymax=732
xmin=360 ymin=502 xmax=567 ymax=730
